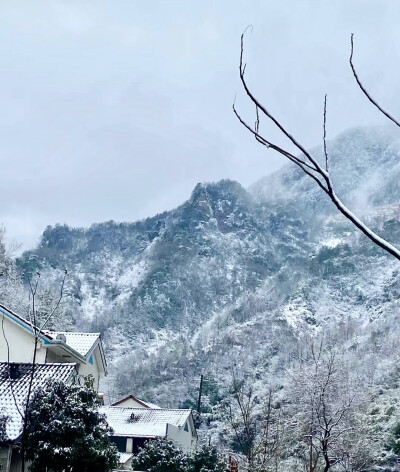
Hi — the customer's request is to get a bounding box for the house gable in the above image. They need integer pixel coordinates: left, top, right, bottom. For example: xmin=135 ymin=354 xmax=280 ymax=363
xmin=100 ymin=406 xmax=197 ymax=453
xmin=0 ymin=305 xmax=107 ymax=387
xmin=111 ymin=395 xmax=159 ymax=409
xmin=0 ymin=305 xmax=51 ymax=364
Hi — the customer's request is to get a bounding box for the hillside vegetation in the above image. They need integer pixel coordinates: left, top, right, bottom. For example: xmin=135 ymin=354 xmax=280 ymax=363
xmin=14 ymin=126 xmax=400 ymax=469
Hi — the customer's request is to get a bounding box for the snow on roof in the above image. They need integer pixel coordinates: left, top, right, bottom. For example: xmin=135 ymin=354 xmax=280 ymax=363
xmin=143 ymin=401 xmax=161 ymax=409
xmin=118 ymin=452 xmax=133 ymax=464
xmin=111 ymin=394 xmax=161 ymax=409
xmin=100 ymin=406 xmax=192 ymax=438
xmin=44 ymin=331 xmax=100 ymax=357
xmin=0 ymin=362 xmax=76 ymax=441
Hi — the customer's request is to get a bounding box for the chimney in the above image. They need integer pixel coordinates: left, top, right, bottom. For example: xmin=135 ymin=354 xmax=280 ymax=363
xmin=56 ymin=333 xmax=67 ymax=343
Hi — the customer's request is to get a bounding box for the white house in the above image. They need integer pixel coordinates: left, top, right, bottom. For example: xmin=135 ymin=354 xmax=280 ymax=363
xmin=0 ymin=303 xmax=198 ymax=471
xmin=0 ymin=304 xmax=107 ymax=390
xmin=0 ymin=304 xmax=107 ymax=472
xmin=100 ymin=405 xmax=197 ymax=459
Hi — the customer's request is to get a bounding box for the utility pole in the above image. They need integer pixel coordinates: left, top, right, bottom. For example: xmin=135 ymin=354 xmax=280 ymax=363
xmin=197 ymin=374 xmax=204 ymax=414
xmin=195 ymin=374 xmax=204 ymax=429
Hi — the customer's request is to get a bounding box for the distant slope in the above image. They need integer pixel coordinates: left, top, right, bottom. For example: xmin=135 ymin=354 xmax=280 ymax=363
xmin=16 ymin=126 xmax=400 ymax=413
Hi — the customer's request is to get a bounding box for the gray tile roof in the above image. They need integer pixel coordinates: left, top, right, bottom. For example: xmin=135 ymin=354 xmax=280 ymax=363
xmin=0 ymin=362 xmax=76 ymax=441
xmin=44 ymin=331 xmax=100 ymax=357
xmin=99 ymin=406 xmax=192 ymax=438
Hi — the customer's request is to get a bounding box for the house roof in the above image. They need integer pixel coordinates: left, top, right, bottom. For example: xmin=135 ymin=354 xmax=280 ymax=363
xmin=0 ymin=362 xmax=76 ymax=441
xmin=99 ymin=406 xmax=194 ymax=438
xmin=44 ymin=331 xmax=101 ymax=357
xmin=111 ymin=395 xmax=161 ymax=409
xmin=0 ymin=305 xmax=84 ymax=362
xmin=0 ymin=304 xmax=107 ymax=374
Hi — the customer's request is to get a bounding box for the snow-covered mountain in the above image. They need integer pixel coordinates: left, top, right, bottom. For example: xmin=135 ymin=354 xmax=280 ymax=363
xmin=16 ymin=126 xmax=400 ymax=451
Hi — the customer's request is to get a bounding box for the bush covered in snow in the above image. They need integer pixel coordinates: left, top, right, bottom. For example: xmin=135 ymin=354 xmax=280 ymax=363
xmin=24 ymin=378 xmax=118 ymax=472
xmin=131 ymin=438 xmax=229 ymax=472
xmin=0 ymin=410 xmax=9 ymax=445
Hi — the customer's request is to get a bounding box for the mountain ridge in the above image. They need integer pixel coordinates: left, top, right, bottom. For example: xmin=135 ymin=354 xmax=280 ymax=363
xmin=14 ymin=125 xmax=400 ymax=416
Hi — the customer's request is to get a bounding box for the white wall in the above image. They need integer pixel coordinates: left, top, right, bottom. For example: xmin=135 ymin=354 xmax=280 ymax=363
xmin=0 ymin=315 xmax=46 ymax=364
xmin=0 ymin=446 xmax=11 ymax=472
xmin=75 ymin=347 xmax=102 ymax=391
xmin=0 ymin=310 xmax=104 ymax=393
xmin=166 ymin=423 xmax=196 ymax=453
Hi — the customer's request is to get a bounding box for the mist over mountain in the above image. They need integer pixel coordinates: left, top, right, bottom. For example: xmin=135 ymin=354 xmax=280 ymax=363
xmin=14 ymin=126 xmax=400 ymax=464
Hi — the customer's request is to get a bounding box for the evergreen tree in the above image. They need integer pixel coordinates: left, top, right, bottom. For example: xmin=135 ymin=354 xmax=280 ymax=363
xmin=131 ymin=438 xmax=229 ymax=472
xmin=0 ymin=411 xmax=9 ymax=445
xmin=24 ymin=378 xmax=118 ymax=472
xmin=131 ymin=438 xmax=189 ymax=472
xmin=189 ymin=444 xmax=229 ymax=472
xmin=391 ymin=423 xmax=400 ymax=456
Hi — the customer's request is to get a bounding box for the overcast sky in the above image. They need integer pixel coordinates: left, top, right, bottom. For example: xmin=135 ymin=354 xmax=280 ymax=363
xmin=1 ymin=0 xmax=400 ymax=251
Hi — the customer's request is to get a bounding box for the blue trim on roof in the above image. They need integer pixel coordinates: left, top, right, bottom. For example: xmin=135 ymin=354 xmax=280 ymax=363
xmin=0 ymin=306 xmax=86 ymax=362
xmin=0 ymin=307 xmax=49 ymax=343
xmin=0 ymin=307 xmax=32 ymax=333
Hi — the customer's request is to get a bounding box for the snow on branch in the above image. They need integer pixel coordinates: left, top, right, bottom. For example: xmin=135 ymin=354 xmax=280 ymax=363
xmin=234 ymin=31 xmax=400 ymax=261
xmin=350 ymin=34 xmax=400 ymax=128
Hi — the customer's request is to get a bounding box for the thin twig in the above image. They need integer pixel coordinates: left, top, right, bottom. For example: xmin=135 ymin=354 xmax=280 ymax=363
xmin=21 ymin=269 xmax=67 ymax=472
xmin=255 ymin=105 xmax=260 ymax=134
xmin=234 ymin=30 xmax=400 ymax=262
xmin=350 ymin=33 xmax=400 ymax=128
xmin=39 ymin=271 xmax=68 ymax=331
xmin=239 ymin=33 xmax=330 ymax=184
xmin=323 ymin=95 xmax=329 ymax=173
xmin=233 ymin=105 xmax=313 ymax=169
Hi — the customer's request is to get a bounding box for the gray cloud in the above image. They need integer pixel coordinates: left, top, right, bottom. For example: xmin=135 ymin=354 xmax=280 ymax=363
xmin=1 ymin=0 xmax=400 ymax=250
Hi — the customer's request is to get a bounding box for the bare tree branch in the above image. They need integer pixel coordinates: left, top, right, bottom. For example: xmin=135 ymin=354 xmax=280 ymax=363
xmin=234 ymin=31 xmax=400 ymax=262
xmin=232 ymin=105 xmax=327 ymax=192
xmin=323 ymin=95 xmax=329 ymax=173
xmin=39 ymin=270 xmax=67 ymax=331
xmin=350 ymin=34 xmax=400 ymax=128
xmin=20 ymin=270 xmax=68 ymax=472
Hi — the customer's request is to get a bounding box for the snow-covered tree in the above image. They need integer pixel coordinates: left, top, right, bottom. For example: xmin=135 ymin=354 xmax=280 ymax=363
xmin=224 ymin=373 xmax=284 ymax=472
xmin=131 ymin=439 xmax=229 ymax=472
xmin=0 ymin=225 xmax=25 ymax=313
xmin=0 ymin=410 xmax=9 ymax=445
xmin=189 ymin=444 xmax=229 ymax=472
xmin=234 ymin=32 xmax=400 ymax=261
xmin=284 ymin=340 xmax=376 ymax=472
xmin=24 ymin=378 xmax=118 ymax=472
xmin=131 ymin=438 xmax=189 ymax=472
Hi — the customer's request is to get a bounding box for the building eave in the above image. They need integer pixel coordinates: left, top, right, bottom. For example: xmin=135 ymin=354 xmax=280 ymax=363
xmin=44 ymin=339 xmax=86 ymax=363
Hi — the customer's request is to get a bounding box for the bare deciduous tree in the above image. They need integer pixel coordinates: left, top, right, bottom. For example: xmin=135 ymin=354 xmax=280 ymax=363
xmin=285 ymin=340 xmax=375 ymax=472
xmin=20 ymin=270 xmax=67 ymax=472
xmin=225 ymin=371 xmax=284 ymax=472
xmin=0 ymin=268 xmax=68 ymax=472
xmin=234 ymin=32 xmax=400 ymax=261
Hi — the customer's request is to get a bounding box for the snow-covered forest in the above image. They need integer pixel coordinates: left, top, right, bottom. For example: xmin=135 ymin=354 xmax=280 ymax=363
xmin=3 ymin=126 xmax=400 ymax=470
